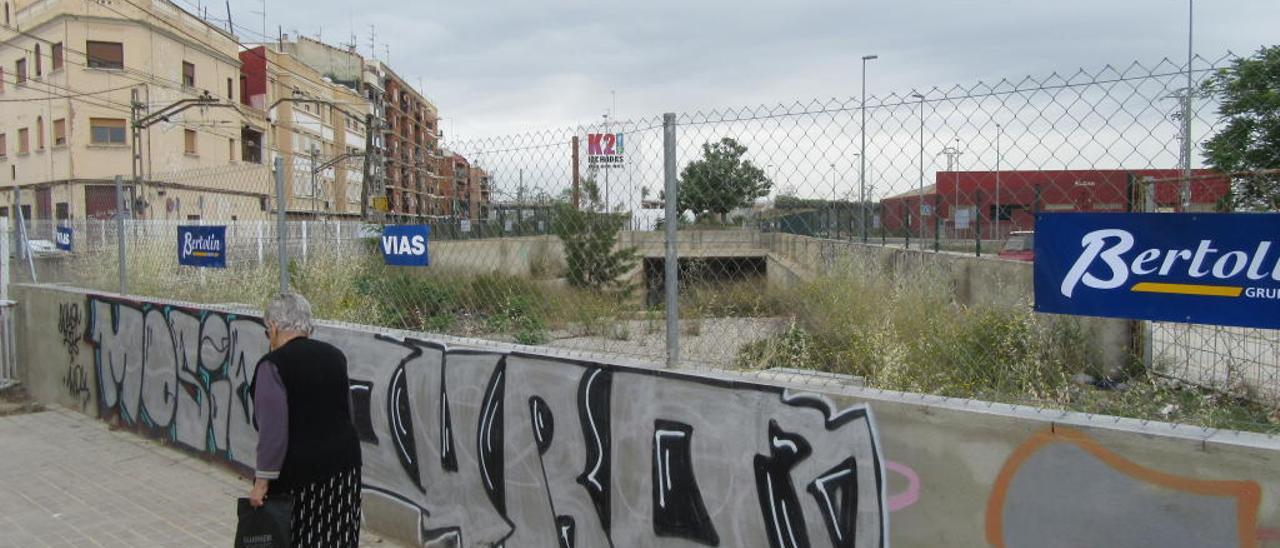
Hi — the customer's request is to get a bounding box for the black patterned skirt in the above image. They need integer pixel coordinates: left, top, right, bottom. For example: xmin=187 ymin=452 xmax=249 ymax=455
xmin=288 ymin=467 xmax=362 ymax=547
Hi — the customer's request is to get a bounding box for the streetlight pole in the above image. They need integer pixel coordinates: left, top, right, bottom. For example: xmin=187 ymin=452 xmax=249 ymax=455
xmin=1180 ymin=0 xmax=1194 ymax=210
xmin=602 ymin=112 xmax=610 ymax=212
xmin=860 ymin=54 xmax=877 ymax=244
xmin=911 ymin=92 xmax=925 ymax=248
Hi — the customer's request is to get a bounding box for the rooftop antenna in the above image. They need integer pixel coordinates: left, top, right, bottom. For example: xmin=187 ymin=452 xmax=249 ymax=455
xmin=225 ymin=0 xmax=233 ymax=34
xmin=347 ymin=11 xmax=356 ymax=52
xmin=249 ymin=0 xmax=266 ymax=46
xmin=368 ymin=25 xmax=377 ymax=60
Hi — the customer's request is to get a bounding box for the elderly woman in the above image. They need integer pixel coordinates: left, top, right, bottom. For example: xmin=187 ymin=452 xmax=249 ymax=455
xmin=248 ymin=293 xmax=362 ymax=547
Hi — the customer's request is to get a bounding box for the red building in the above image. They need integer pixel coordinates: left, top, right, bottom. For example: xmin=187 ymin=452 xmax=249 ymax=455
xmin=878 ymin=169 xmax=1230 ymax=239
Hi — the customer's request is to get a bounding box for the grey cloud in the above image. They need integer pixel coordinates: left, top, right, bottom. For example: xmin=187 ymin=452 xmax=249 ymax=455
xmin=226 ymin=0 xmax=1279 ymax=139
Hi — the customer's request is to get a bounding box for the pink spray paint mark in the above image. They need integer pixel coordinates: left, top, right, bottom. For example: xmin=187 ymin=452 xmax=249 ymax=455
xmin=886 ymin=460 xmax=921 ymax=512
xmin=1257 ymin=527 xmax=1280 ymax=542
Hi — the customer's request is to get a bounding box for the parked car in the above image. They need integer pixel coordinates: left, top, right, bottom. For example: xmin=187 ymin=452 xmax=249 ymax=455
xmin=998 ymin=231 xmax=1035 ymax=261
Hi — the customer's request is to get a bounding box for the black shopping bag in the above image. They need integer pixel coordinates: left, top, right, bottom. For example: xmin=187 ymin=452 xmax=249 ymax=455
xmin=235 ymin=496 xmax=293 ymax=548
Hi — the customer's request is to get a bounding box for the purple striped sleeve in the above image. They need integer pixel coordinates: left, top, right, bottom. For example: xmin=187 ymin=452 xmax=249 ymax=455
xmin=254 ymin=361 xmax=288 ymax=480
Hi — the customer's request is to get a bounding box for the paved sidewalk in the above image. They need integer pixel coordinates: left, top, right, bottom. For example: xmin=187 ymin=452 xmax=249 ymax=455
xmin=0 ymin=409 xmax=403 ymax=547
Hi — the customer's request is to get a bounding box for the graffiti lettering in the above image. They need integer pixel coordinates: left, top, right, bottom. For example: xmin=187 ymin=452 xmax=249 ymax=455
xmin=58 ymin=303 xmax=90 ymax=408
xmin=84 ymin=295 xmax=886 ymax=547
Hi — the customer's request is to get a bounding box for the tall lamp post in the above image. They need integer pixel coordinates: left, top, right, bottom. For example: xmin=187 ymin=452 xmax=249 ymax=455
xmin=1180 ymin=0 xmax=1194 ymax=210
xmin=910 ymin=92 xmax=925 ymax=248
xmin=860 ymin=54 xmax=877 ymax=243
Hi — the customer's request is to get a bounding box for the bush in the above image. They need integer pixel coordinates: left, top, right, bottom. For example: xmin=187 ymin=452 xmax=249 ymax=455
xmin=736 ymin=256 xmax=1095 ymax=398
xmin=554 ymin=206 xmax=638 ymax=291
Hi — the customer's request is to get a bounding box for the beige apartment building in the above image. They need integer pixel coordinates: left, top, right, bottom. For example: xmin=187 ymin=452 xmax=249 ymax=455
xmin=0 ymin=0 xmax=270 ymax=222
xmin=241 ymin=42 xmax=368 ymax=218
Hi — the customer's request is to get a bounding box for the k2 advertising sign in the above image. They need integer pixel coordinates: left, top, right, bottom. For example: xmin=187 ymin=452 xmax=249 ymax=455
xmin=380 ymin=225 xmax=430 ymax=267
xmin=1035 ymin=213 xmax=1280 ymax=329
xmin=55 ymin=226 xmax=72 ymax=251
xmin=177 ymin=226 xmax=226 ymax=268
xmin=587 ymin=132 xmax=625 ymax=169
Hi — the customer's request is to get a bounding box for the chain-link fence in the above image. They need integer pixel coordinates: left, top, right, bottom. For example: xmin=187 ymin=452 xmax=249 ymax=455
xmin=14 ymin=53 xmax=1279 ymax=430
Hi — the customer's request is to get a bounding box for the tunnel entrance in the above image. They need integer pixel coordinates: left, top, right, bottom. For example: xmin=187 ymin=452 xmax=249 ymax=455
xmin=643 ymin=256 xmax=768 ymax=308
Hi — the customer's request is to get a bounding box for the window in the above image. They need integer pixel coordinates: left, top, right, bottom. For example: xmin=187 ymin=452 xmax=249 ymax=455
xmin=228 ymin=138 xmax=235 ymax=161
xmin=0 ymin=133 xmax=5 ymax=157
xmin=18 ymin=128 xmax=29 ymax=154
xmin=90 ymin=118 xmax=127 ymax=144
xmin=15 ymin=58 xmax=26 ymax=84
xmin=0 ymin=207 xmax=7 ymax=218
xmin=3 ymin=3 xmax=8 ymax=25
xmin=226 ymin=77 xmax=232 ymax=99
xmin=55 ymin=202 xmax=68 ymax=220
xmin=34 ymin=44 xmax=41 ymax=77
xmin=86 ymin=41 xmax=124 ymax=69
xmin=182 ymin=61 xmax=195 ymax=87
xmin=184 ymin=129 xmax=197 ymax=155
xmin=36 ymin=116 xmax=43 ymax=150
xmin=990 ymin=204 xmax=1020 ymax=222
xmin=51 ymin=43 xmax=63 ymax=71
xmin=53 ymin=118 xmax=65 ymax=146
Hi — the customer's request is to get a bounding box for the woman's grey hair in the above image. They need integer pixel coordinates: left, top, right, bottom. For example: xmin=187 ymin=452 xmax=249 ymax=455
xmin=264 ymin=292 xmax=314 ymax=334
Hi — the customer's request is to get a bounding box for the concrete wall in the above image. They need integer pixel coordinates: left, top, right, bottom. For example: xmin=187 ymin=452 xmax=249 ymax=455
xmin=428 ymin=235 xmax=567 ymax=278
xmin=761 ymin=233 xmax=1135 ymax=374
xmin=12 ymin=283 xmax=1280 ymax=547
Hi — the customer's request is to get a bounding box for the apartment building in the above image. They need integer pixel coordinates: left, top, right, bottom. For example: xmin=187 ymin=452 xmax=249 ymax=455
xmin=437 ymin=149 xmax=496 ymax=223
xmin=0 ymin=0 xmax=268 ymax=221
xmin=240 ymin=43 xmax=369 ymax=218
xmin=375 ymin=61 xmax=446 ymax=221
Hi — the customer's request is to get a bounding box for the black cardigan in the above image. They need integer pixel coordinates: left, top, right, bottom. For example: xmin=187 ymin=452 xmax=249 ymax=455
xmin=252 ymin=337 xmax=362 ymax=494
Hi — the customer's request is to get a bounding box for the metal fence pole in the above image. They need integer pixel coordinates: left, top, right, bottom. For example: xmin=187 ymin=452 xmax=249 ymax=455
xmin=115 ymin=175 xmax=126 ymax=294
xmin=275 ymin=157 xmax=288 ymax=294
xmin=1 ymin=215 xmax=9 ymax=301
xmin=663 ymin=112 xmax=679 ymax=370
xmin=14 ymin=188 xmax=36 ymax=284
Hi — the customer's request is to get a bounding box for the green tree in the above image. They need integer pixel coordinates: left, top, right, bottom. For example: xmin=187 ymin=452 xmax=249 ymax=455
xmin=679 ymin=138 xmax=772 ymax=221
xmin=1203 ymin=46 xmax=1280 ymax=210
xmin=554 ymin=204 xmax=638 ymax=291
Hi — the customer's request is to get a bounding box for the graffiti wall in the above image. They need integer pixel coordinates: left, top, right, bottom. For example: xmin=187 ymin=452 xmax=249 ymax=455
xmin=14 ymin=284 xmax=1280 ymax=548
xmin=82 ymin=294 xmax=887 ymax=547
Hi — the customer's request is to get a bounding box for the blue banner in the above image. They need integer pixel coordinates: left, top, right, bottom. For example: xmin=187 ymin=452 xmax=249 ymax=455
xmin=177 ymin=226 xmax=227 ymax=268
xmin=55 ymin=226 xmax=72 ymax=251
xmin=380 ymin=225 xmax=430 ymax=266
xmin=1034 ymin=212 xmax=1280 ymax=329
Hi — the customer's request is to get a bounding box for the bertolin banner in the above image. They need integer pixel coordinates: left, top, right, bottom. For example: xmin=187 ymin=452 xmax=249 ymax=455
xmin=177 ymin=225 xmax=227 ymax=268
xmin=1034 ymin=212 xmax=1280 ymax=329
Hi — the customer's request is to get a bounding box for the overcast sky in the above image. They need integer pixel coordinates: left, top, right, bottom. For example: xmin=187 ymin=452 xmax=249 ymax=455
xmin=216 ymin=0 xmax=1279 ymax=140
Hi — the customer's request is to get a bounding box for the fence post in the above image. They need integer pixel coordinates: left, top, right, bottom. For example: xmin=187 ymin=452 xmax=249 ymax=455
xmin=14 ymin=189 xmax=35 ymax=284
xmin=933 ymin=192 xmax=941 ymax=252
xmin=114 ymin=175 xmax=126 ymax=294
xmin=1141 ymin=175 xmax=1155 ymax=372
xmin=275 ymin=157 xmax=288 ymax=294
xmin=663 ymin=112 xmax=679 ymax=370
xmin=257 ymin=220 xmax=264 ymax=265
xmin=974 ymin=189 xmax=983 ymax=257
xmin=301 ymin=220 xmax=309 ymax=265
xmin=1 ymin=215 xmax=9 ymax=301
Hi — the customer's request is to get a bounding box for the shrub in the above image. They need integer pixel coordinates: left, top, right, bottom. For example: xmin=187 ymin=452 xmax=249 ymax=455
xmin=554 ymin=206 xmax=638 ymax=291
